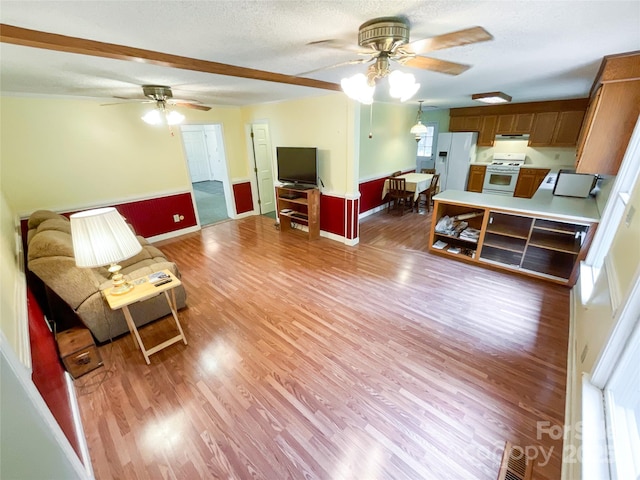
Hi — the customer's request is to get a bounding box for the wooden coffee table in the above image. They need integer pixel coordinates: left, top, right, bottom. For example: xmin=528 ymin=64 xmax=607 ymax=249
xmin=103 ymin=269 xmax=187 ymax=364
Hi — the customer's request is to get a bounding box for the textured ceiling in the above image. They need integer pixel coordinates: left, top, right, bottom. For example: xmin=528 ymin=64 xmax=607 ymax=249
xmin=1 ymin=1 xmax=639 ymax=108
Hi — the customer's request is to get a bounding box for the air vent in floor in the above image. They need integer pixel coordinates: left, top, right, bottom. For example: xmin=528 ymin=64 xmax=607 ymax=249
xmin=497 ymin=441 xmax=533 ymax=480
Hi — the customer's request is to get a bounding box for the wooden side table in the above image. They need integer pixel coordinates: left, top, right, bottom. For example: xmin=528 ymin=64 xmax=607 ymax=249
xmin=102 ymin=269 xmax=187 ymax=364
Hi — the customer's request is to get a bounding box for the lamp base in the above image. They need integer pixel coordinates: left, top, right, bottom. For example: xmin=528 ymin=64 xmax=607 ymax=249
xmin=110 ymin=282 xmax=134 ymax=295
xmin=109 ymin=263 xmax=134 ymax=295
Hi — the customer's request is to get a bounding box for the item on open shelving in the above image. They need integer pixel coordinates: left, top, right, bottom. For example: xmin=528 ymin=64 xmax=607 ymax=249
xmin=459 ymin=227 xmax=481 ymax=242
xmin=433 ymin=240 xmax=448 ymax=249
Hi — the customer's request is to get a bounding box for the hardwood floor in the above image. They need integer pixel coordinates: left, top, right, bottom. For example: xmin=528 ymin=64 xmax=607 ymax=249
xmin=75 ymin=211 xmax=570 ymax=480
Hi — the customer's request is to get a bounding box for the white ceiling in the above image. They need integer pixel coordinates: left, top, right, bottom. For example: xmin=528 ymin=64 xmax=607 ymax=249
xmin=1 ymin=1 xmax=639 ymax=109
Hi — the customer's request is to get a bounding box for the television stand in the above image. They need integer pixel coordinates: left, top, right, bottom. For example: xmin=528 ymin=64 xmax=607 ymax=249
xmin=276 ymin=186 xmax=320 ymax=240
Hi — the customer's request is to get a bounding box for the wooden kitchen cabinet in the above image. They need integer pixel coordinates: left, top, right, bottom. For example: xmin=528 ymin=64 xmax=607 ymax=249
xmin=450 ymin=115 xmax=495 ymax=146
xmin=495 ymin=113 xmax=534 ymax=134
xmin=449 ymin=115 xmax=482 ymax=132
xmin=576 ymin=75 xmax=640 ymax=175
xmin=528 ymin=112 xmax=559 ymax=146
xmin=477 ymin=115 xmax=497 ymax=146
xmin=467 ymin=164 xmax=487 ymax=192
xmin=513 ymin=168 xmax=551 ymax=198
xmin=449 ymin=99 xmax=588 ymax=148
xmin=552 ymin=111 xmax=586 ymax=146
xmin=528 ymin=111 xmax=584 ymax=147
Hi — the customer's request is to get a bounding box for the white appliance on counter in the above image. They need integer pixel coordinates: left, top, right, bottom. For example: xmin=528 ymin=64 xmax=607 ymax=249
xmin=435 ymin=132 xmax=478 ymax=191
xmin=553 ymin=169 xmax=598 ymax=198
xmin=482 ymin=153 xmax=526 ymax=195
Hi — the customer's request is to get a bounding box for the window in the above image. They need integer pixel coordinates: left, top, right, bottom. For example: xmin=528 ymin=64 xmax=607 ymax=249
xmin=417 ymin=123 xmax=436 ymax=157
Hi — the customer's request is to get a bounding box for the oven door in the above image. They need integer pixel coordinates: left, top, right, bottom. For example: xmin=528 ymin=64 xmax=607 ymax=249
xmin=482 ymin=169 xmax=518 ymax=195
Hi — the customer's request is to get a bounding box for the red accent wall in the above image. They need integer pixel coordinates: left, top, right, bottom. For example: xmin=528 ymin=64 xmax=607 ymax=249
xmin=27 ymin=288 xmax=84 ymax=461
xmin=320 ymin=194 xmax=346 ymax=237
xmin=233 ymin=182 xmax=254 ymax=214
xmin=20 ymin=193 xmax=197 ymax=241
xmin=359 ymin=177 xmax=388 ymax=214
xmin=359 ymin=169 xmax=416 ymax=214
xmin=115 ymin=193 xmax=196 ymax=237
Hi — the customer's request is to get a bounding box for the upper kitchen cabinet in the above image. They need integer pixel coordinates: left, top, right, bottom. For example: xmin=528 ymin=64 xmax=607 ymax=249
xmin=529 ymin=110 xmax=586 ymax=147
xmin=449 ymin=99 xmax=588 ymax=148
xmin=576 ymin=51 xmax=640 ymax=176
xmin=495 ymin=113 xmax=534 ymax=134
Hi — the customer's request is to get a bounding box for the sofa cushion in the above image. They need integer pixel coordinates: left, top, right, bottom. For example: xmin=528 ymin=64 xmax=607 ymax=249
xmin=36 ymin=218 xmax=72 ymax=235
xmin=27 ymin=210 xmax=68 ymax=230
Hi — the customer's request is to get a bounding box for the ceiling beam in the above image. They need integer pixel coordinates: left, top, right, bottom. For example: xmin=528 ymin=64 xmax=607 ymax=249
xmin=0 ymin=24 xmax=342 ymax=92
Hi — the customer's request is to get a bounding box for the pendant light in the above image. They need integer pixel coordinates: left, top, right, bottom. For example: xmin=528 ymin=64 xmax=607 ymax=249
xmin=410 ymin=100 xmax=428 ymax=141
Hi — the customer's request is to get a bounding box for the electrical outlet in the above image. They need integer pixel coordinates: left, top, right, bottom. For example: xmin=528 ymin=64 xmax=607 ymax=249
xmin=173 ymin=214 xmax=180 ymax=223
xmin=554 ymin=153 xmax=560 ymax=160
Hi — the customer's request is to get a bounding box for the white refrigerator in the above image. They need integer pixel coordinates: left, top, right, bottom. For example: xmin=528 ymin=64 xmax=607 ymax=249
xmin=435 ymin=132 xmax=478 ymax=191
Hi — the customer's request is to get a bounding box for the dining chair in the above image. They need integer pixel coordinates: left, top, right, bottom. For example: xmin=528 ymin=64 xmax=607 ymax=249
xmin=387 ymin=177 xmax=414 ymax=215
xmin=418 ymin=173 xmax=440 ymax=213
xmin=421 ymin=168 xmax=436 ymax=174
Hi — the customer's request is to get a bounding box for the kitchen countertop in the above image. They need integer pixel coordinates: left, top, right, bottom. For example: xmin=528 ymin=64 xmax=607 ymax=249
xmin=433 ymin=189 xmax=600 ymax=223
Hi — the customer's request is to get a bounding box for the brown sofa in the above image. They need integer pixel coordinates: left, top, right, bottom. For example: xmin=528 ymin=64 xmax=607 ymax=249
xmin=26 ymin=210 xmax=187 ymax=343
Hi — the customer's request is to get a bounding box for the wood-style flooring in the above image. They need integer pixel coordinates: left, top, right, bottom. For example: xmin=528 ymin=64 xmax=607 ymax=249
xmin=75 ymin=209 xmax=569 ymax=480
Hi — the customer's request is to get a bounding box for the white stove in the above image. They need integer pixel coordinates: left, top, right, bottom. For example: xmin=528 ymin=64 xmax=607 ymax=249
xmin=483 ymin=153 xmax=526 ymax=195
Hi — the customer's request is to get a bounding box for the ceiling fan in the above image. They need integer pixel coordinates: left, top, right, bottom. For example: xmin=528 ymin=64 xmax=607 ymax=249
xmin=103 ymin=85 xmax=211 ymax=111
xmin=306 ymin=16 xmax=493 ymax=84
xmin=103 ymin=85 xmax=211 ymax=126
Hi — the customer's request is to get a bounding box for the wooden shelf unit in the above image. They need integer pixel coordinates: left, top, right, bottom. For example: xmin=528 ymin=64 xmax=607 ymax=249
xmin=276 ymin=186 xmax=320 ymax=240
xmin=429 ymin=199 xmax=596 ymax=286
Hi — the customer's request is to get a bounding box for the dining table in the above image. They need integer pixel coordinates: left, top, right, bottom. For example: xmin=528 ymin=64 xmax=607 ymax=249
xmin=381 ymin=173 xmax=434 ymax=209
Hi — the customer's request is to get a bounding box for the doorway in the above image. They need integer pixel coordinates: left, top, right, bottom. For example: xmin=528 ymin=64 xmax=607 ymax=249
xmin=416 ymin=122 xmax=439 ymax=172
xmin=181 ymin=124 xmax=233 ymax=226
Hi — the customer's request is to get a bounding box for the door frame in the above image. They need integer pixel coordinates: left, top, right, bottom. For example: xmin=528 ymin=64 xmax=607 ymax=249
xmin=180 ymin=124 xmax=235 ymax=225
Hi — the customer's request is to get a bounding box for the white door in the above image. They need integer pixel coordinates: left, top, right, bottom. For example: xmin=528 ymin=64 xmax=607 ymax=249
xmin=182 ymin=130 xmax=211 ymax=182
xmin=251 ymin=123 xmax=276 ymax=214
xmin=416 ymin=122 xmax=438 ymax=172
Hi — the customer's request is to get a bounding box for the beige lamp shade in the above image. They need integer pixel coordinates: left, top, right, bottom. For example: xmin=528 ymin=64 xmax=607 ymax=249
xmin=70 ymin=207 xmax=142 ymax=268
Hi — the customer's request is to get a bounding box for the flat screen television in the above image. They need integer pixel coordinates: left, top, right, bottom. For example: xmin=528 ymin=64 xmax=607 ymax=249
xmin=276 ymin=147 xmax=318 ymax=188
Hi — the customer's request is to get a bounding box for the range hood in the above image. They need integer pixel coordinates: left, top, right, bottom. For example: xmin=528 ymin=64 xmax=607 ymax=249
xmin=495 ymin=133 xmax=530 ymax=141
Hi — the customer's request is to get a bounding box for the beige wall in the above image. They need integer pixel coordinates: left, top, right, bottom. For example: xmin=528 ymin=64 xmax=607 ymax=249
xmin=358 ymin=104 xmax=450 ymax=179
xmin=575 ymin=174 xmax=640 ymax=373
xmin=0 ymin=97 xmax=248 ymax=216
xmin=242 ymin=93 xmax=357 ymax=195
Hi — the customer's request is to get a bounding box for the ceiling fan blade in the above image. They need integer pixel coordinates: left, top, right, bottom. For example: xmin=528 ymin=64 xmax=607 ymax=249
xmin=100 ymin=99 xmax=152 ymax=106
xmin=172 ymin=102 xmax=211 ymax=111
xmin=296 ymin=57 xmax=374 ymax=76
xmin=307 ymin=38 xmax=369 ymax=54
xmin=402 ymin=26 xmax=493 ymax=55
xmin=399 ymin=56 xmax=471 ymax=75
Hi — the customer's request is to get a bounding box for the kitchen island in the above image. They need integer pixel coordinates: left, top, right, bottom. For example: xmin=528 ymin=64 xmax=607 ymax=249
xmin=429 ymin=189 xmax=600 ymax=286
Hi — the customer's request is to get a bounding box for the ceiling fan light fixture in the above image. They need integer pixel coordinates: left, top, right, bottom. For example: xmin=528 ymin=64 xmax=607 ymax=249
xmin=141 ymin=106 xmax=185 ymax=126
xmin=388 ymin=70 xmax=420 ymax=102
xmin=472 ymin=91 xmax=512 ymax=104
xmin=141 ymin=109 xmax=163 ymax=125
xmin=166 ymin=110 xmax=185 ymax=125
xmin=341 ymin=73 xmax=375 ymax=104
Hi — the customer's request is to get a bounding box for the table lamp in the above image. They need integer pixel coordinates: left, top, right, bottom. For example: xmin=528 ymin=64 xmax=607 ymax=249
xmin=70 ymin=207 xmax=143 ymax=295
